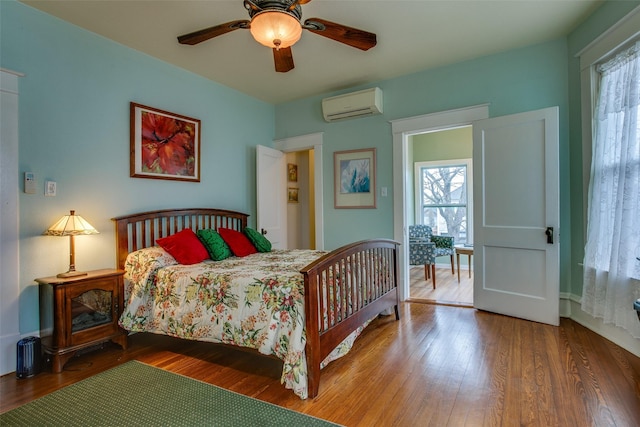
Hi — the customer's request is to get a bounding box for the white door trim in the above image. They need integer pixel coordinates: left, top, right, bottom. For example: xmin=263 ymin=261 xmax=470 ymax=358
xmin=391 ymin=105 xmax=489 ymax=300
xmin=1 ymin=69 xmax=22 ymax=375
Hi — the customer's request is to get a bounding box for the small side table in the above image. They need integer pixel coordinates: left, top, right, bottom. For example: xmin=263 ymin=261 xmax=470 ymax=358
xmin=455 ymin=246 xmax=474 ymax=283
xmin=36 ymin=269 xmax=128 ymax=372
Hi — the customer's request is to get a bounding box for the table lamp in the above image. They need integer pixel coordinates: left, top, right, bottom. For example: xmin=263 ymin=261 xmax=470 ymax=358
xmin=43 ymin=210 xmax=99 ymax=278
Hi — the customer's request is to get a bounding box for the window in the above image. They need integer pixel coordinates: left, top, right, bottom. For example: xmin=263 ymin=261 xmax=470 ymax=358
xmin=415 ymin=159 xmax=472 ymax=244
xmin=580 ymin=24 xmax=640 ymax=338
xmin=584 ymin=40 xmax=640 ymax=276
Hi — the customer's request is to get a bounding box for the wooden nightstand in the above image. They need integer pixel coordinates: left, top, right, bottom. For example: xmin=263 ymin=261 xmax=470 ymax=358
xmin=36 ymin=269 xmax=128 ymax=372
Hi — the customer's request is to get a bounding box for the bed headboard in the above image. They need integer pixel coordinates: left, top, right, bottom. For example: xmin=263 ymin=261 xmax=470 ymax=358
xmin=112 ymin=208 xmax=249 ymax=270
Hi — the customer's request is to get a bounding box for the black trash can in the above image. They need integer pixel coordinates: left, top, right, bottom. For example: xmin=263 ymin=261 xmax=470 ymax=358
xmin=16 ymin=336 xmax=41 ymax=379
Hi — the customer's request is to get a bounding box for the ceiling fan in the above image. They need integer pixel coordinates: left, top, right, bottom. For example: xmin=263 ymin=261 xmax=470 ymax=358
xmin=177 ymin=0 xmax=377 ymax=73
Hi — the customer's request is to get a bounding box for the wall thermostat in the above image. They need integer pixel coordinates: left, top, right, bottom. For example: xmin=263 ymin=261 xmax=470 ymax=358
xmin=24 ymin=172 xmax=36 ymax=194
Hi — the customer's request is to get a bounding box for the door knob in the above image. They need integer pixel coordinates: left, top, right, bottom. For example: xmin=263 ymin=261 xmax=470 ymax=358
xmin=261 ymin=228 xmax=267 ymax=235
xmin=545 ymin=227 xmax=554 ymax=244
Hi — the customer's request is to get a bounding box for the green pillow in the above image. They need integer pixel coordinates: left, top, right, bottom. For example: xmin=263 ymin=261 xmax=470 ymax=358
xmin=196 ymin=229 xmax=232 ymax=261
xmin=243 ymin=227 xmax=272 ymax=252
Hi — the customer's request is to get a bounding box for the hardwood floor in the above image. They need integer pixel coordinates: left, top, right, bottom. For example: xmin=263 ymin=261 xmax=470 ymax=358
xmin=2 ymin=302 xmax=639 ymax=426
xmin=409 ymin=265 xmax=473 ymax=305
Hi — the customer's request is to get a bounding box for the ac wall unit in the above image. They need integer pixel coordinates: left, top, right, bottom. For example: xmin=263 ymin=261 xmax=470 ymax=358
xmin=322 ymin=87 xmax=383 ymax=122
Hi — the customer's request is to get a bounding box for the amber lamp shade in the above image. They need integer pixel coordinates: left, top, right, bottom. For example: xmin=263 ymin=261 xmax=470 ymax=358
xmin=43 ymin=210 xmax=99 ymax=278
xmin=250 ymin=10 xmax=302 ymax=49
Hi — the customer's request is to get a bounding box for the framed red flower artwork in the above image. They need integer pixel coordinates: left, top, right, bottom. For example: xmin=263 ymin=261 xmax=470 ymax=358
xmin=130 ymin=102 xmax=201 ymax=182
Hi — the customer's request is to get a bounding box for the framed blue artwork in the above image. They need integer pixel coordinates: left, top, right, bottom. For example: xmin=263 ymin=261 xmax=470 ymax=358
xmin=334 ymin=148 xmax=376 ymax=208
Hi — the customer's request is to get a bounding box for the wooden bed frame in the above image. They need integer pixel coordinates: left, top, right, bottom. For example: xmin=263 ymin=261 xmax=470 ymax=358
xmin=113 ymin=208 xmax=400 ymax=398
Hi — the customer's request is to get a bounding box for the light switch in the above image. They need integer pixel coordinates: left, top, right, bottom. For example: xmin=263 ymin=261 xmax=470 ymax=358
xmin=45 ymin=181 xmax=57 ymax=196
xmin=381 ymin=187 xmax=388 ymax=197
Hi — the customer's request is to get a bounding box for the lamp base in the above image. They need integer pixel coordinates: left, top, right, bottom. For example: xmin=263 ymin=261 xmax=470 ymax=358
xmin=56 ymin=270 xmax=88 ymax=278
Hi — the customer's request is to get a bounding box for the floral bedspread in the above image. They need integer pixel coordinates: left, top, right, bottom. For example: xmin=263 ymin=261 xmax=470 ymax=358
xmin=119 ymin=246 xmax=372 ymax=399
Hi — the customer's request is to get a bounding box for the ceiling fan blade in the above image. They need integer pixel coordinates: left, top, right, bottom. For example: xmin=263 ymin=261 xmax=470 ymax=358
xmin=304 ymin=18 xmax=376 ymax=51
xmin=177 ymin=20 xmax=250 ymax=45
xmin=273 ymin=47 xmax=295 ymax=73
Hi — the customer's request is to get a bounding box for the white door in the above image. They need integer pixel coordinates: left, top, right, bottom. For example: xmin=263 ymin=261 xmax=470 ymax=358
xmin=472 ymin=107 xmax=560 ymax=325
xmin=256 ymin=145 xmax=287 ymax=249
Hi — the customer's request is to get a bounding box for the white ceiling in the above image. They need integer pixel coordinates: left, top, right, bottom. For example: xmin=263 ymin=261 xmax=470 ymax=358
xmin=21 ymin=0 xmax=603 ymax=104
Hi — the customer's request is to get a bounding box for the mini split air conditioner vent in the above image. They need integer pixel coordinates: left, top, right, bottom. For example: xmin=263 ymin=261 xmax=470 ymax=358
xmin=322 ymin=87 xmax=383 ymax=122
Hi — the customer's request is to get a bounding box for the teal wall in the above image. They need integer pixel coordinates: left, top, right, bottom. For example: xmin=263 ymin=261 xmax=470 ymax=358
xmin=3 ymin=0 xmax=638 ymax=339
xmin=274 ymin=1 xmax=639 ymax=343
xmin=1 ymin=0 xmax=274 ymax=334
xmin=276 ymin=38 xmax=573 ymax=288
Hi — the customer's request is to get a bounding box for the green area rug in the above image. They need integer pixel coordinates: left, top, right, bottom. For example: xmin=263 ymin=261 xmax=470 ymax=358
xmin=1 ymin=361 xmax=341 ymax=427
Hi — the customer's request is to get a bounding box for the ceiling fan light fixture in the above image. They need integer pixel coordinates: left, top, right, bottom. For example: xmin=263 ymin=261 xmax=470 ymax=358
xmin=250 ymin=10 xmax=302 ymax=49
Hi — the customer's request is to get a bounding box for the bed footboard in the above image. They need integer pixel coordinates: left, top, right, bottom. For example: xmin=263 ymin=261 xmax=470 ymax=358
xmin=301 ymin=238 xmax=400 ymax=398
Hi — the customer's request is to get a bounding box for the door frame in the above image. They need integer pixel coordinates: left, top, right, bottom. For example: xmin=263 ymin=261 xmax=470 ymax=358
xmin=274 ymin=132 xmax=324 ymax=250
xmin=391 ymin=105 xmax=489 ymax=301
xmin=0 ymin=69 xmax=23 ymax=375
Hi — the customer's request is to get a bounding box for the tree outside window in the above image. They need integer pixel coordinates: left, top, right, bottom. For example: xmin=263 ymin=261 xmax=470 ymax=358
xmin=416 ymin=160 xmax=472 ymax=245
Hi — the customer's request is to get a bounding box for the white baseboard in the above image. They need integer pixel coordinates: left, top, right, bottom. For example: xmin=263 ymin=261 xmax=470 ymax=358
xmin=560 ymin=293 xmax=640 ymax=357
xmin=559 ymin=292 xmax=575 ymax=317
xmin=0 ymin=330 xmax=40 ymax=376
xmin=0 ymin=332 xmax=20 ymax=376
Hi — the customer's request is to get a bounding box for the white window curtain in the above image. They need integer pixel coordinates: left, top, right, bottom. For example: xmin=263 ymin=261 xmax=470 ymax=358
xmin=582 ymin=41 xmax=640 ymax=338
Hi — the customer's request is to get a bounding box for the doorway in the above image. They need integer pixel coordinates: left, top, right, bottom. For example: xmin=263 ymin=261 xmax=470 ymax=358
xmin=285 ymin=149 xmax=316 ymax=249
xmin=392 ymin=105 xmax=560 ymax=326
xmin=409 ymin=127 xmax=473 ymax=306
xmin=273 ymin=132 xmax=324 ymax=250
xmin=391 ymin=104 xmax=489 ymax=303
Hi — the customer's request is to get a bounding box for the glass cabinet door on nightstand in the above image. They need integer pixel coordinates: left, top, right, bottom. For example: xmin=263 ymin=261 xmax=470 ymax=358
xmin=71 ymin=289 xmax=113 ymax=333
xmin=65 ymin=279 xmax=119 ymax=347
xmin=36 ymin=269 xmax=127 ymax=373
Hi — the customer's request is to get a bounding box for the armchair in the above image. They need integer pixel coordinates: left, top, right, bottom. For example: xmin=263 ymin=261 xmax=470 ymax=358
xmin=409 ymin=238 xmax=436 ymax=289
xmin=408 ymin=225 xmax=437 ymax=288
xmin=431 ymin=235 xmax=456 ymax=274
xmin=408 ymin=224 xmax=456 ymax=279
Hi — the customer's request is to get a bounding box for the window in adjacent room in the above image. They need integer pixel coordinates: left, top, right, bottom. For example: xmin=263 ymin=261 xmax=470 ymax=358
xmin=415 ymin=159 xmax=472 ymax=245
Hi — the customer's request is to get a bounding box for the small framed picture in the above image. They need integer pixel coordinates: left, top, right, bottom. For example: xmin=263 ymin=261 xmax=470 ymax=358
xmin=288 ymin=187 xmax=299 ymax=203
xmin=288 ymin=163 xmax=298 ymax=182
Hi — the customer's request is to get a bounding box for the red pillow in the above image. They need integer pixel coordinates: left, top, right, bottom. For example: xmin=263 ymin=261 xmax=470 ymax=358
xmin=156 ymin=228 xmax=209 ymax=265
xmin=218 ymin=227 xmax=257 ymax=257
